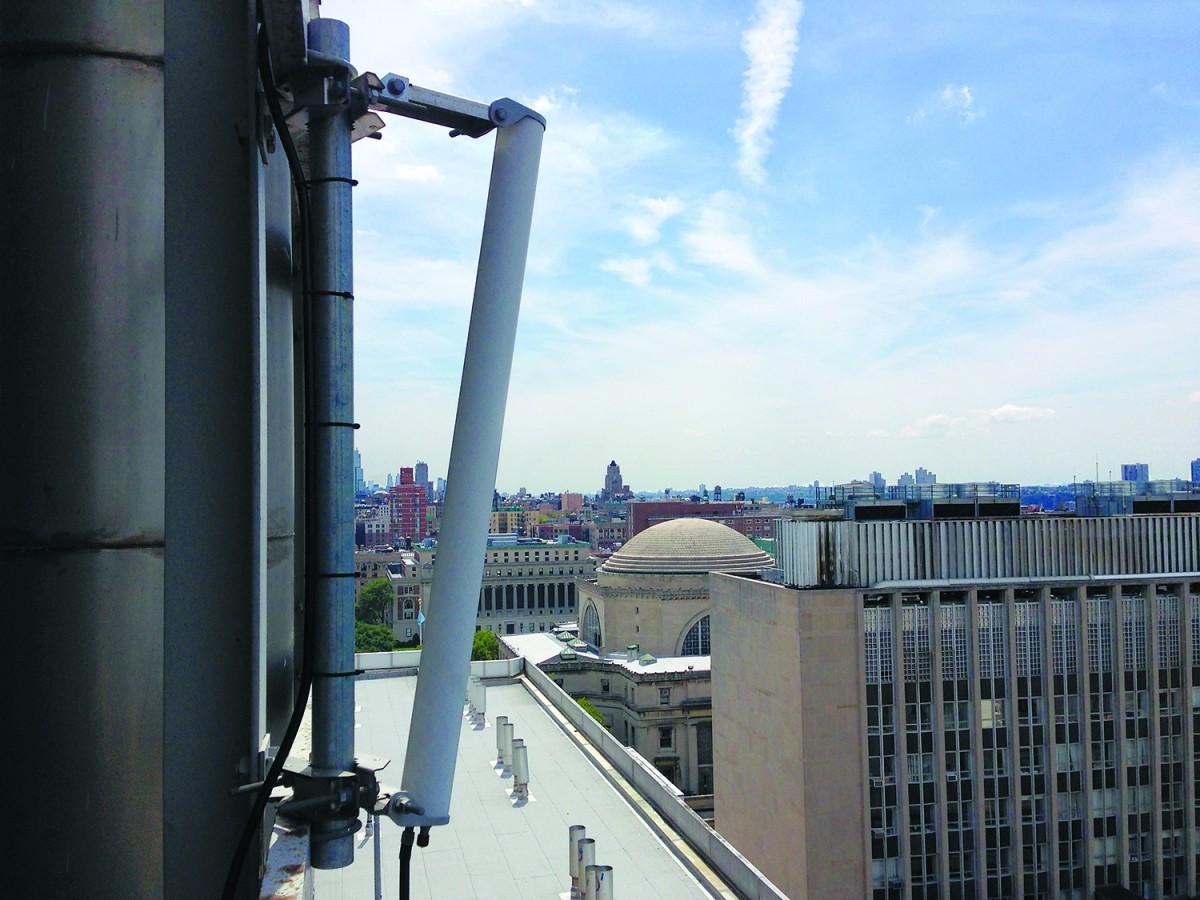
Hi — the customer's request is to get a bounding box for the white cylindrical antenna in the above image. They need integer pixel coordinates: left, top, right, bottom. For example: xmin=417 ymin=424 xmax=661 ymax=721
xmin=395 ymin=108 xmax=545 ymax=827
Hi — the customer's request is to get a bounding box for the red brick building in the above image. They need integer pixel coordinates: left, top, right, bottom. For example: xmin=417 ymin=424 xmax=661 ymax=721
xmin=388 ymin=467 xmax=427 ymax=545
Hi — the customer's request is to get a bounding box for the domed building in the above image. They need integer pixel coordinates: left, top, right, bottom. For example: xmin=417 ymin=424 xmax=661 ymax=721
xmin=577 ymin=517 xmax=774 ymax=657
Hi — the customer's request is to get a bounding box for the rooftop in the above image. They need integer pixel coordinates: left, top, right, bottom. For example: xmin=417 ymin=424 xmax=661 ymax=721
xmin=504 ymin=633 xmax=713 ymax=675
xmin=312 ymin=672 xmax=722 ymax=899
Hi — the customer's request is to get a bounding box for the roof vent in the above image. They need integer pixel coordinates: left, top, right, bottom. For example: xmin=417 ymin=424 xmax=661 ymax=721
xmin=638 ymin=653 xmax=656 ymax=666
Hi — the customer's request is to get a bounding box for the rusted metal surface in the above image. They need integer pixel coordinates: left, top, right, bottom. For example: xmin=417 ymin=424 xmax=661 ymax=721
xmin=260 ymin=820 xmax=312 ymax=900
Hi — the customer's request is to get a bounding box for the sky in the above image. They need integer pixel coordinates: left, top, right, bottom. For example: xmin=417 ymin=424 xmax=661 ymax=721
xmin=324 ymin=0 xmax=1200 ymax=494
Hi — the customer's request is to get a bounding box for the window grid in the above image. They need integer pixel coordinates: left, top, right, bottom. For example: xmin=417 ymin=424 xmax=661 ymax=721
xmin=902 ymin=605 xmax=931 ymax=683
xmin=865 ymin=607 xmax=894 ymax=684
xmin=1086 ymin=597 xmax=1112 ymax=672
xmin=681 ymin=614 xmax=710 ymax=656
xmin=977 ymin=602 xmax=1007 ymax=680
xmin=1051 ymin=599 xmax=1079 ymax=675
xmin=1158 ymin=595 xmax=1180 ymax=668
xmin=1122 ymin=596 xmax=1147 ymax=671
xmin=940 ymin=603 xmax=969 ymax=680
xmin=1014 ymin=602 xmax=1042 ymax=677
xmin=977 ymin=598 xmax=1011 ymax=895
xmin=1192 ymin=595 xmax=1200 ymax=658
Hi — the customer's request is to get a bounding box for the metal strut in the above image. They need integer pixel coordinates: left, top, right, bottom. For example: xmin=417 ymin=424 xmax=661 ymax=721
xmin=273 ymin=15 xmax=545 ymax=876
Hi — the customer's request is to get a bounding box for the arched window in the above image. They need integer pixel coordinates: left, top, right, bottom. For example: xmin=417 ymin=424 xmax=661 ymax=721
xmin=680 ymin=614 xmax=710 ymax=656
xmin=402 ymin=598 xmax=415 ymax=620
xmin=583 ymin=603 xmax=602 ymax=649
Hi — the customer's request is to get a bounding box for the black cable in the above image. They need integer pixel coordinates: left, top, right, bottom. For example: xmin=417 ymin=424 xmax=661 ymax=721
xmin=399 ymin=826 xmax=416 ymax=900
xmin=221 ymin=10 xmax=318 ymax=898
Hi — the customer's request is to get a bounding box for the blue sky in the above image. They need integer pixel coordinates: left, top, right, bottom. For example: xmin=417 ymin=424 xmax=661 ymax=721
xmin=326 ymin=0 xmax=1200 ymax=493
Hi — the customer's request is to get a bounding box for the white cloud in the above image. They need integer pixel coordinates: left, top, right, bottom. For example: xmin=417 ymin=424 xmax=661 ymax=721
xmin=939 ymin=84 xmax=977 ymax=123
xmin=680 ymin=191 xmax=766 ymax=278
xmin=733 ymin=0 xmax=804 ymax=185
xmin=600 ymin=257 xmax=653 ymax=287
xmin=1152 ymin=82 xmax=1200 ymax=111
xmin=900 ymin=414 xmax=964 ymax=438
xmin=1189 ymin=391 xmax=1200 ymax=404
xmin=392 ymin=163 xmax=441 ymax=183
xmin=985 ymin=404 xmax=1056 ymax=423
xmin=911 ymin=84 xmax=978 ymax=125
xmin=623 ymin=196 xmax=685 ymax=244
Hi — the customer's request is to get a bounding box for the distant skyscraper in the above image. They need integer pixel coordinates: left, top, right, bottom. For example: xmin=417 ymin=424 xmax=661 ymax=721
xmin=1122 ymin=462 xmax=1150 ymax=482
xmin=1192 ymin=458 xmax=1200 ymax=483
xmin=414 ymin=460 xmax=431 ymax=500
xmin=353 ymin=448 xmax=364 ymax=494
xmin=897 ymin=472 xmax=914 ymax=488
xmin=602 ymin=460 xmax=629 ymax=501
xmin=915 ymin=466 xmax=936 ymax=485
xmin=868 ymin=471 xmax=885 ymax=490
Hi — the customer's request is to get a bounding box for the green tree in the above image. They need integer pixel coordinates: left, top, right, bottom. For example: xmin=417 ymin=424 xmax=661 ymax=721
xmin=356 ymin=578 xmax=394 ymax=626
xmin=577 ymin=697 xmax=606 ymax=726
xmin=471 ymin=630 xmax=499 ymax=661
xmin=355 ymin=621 xmax=399 ymax=653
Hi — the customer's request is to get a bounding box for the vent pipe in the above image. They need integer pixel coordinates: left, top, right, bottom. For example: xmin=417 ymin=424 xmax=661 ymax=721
xmin=499 ymin=720 xmax=515 ymax=772
xmin=576 ymin=838 xmax=596 ymax=899
xmin=511 ymin=739 xmax=529 ymax=800
xmin=585 ymin=864 xmax=613 ymax=900
xmin=568 ymin=825 xmax=587 ymax=898
xmin=494 ymin=715 xmax=509 ymax=766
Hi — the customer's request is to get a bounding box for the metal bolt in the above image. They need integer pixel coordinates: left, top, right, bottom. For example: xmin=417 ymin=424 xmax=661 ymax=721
xmin=494 ymin=107 xmax=508 ymax=122
xmin=387 ymin=77 xmax=406 ymax=96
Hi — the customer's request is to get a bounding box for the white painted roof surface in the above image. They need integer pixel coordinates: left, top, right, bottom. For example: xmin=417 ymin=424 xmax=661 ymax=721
xmin=313 ymin=676 xmax=715 ymax=899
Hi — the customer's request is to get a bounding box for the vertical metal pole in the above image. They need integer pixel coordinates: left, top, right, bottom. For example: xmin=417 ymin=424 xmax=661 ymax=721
xmin=373 ymin=813 xmax=383 ymax=900
xmin=396 ymin=112 xmax=544 ymax=827
xmin=307 ymin=17 xmax=357 ymax=869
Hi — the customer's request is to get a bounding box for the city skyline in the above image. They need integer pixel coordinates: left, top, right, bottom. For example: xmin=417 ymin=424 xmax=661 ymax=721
xmin=330 ymin=0 xmax=1200 ymax=493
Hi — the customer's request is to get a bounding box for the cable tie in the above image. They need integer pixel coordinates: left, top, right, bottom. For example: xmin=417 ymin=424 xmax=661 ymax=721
xmin=305 ymin=289 xmax=355 ymax=300
xmin=307 ymin=176 xmax=359 ymax=187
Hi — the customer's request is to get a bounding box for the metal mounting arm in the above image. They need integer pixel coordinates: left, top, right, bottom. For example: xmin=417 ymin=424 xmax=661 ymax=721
xmin=351 ymin=71 xmax=546 ymax=139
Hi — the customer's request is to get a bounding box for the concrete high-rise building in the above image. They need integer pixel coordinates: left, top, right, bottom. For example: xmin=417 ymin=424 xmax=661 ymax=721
xmin=1122 ymin=462 xmax=1150 ymax=482
xmin=915 ymin=466 xmax=936 ymax=485
xmin=898 ymin=472 xmax=915 ymax=488
xmin=714 ymin=513 xmax=1200 ymax=900
xmin=869 ymin=471 xmax=885 ymax=490
xmin=1192 ymin=459 xmax=1200 ymax=483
